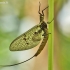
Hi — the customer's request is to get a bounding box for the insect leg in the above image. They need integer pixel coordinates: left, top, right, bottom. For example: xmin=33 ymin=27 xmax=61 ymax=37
xmin=47 ymin=18 xmax=54 ymax=24
xmin=42 ymin=33 xmax=51 ymax=36
xmin=42 ymin=6 xmax=49 ymax=16
xmin=38 ymin=2 xmax=41 ymax=15
xmin=38 ymin=2 xmax=49 ymax=16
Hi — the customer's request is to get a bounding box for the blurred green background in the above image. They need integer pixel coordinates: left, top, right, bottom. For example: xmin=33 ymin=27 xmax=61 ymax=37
xmin=54 ymin=0 xmax=70 ymax=70
xmin=0 ymin=0 xmax=70 ymax=70
xmin=0 ymin=0 xmax=48 ymax=70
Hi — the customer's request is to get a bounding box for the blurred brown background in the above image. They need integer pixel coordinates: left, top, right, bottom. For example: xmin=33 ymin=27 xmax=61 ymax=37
xmin=0 ymin=0 xmax=48 ymax=70
xmin=0 ymin=0 xmax=70 ymax=70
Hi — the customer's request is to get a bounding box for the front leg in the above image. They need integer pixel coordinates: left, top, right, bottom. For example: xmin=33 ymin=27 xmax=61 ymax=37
xmin=42 ymin=33 xmax=51 ymax=36
xmin=47 ymin=18 xmax=54 ymax=24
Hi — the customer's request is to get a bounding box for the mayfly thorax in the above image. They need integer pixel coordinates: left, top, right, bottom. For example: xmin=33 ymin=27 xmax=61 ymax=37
xmin=0 ymin=2 xmax=54 ymax=67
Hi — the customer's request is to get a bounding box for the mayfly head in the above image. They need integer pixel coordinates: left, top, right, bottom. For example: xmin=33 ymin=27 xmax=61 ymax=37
xmin=38 ymin=2 xmax=49 ymax=22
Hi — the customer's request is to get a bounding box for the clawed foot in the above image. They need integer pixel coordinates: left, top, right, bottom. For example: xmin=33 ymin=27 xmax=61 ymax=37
xmin=42 ymin=33 xmax=51 ymax=36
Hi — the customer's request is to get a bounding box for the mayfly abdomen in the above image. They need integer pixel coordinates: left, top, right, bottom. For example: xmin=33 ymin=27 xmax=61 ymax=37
xmin=34 ymin=28 xmax=49 ymax=56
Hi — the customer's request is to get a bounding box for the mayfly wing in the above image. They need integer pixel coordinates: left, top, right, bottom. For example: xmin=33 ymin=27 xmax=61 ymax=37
xmin=10 ymin=24 xmax=44 ymax=51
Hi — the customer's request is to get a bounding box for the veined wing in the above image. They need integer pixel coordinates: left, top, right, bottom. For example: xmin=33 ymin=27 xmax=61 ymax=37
xmin=9 ymin=24 xmax=44 ymax=51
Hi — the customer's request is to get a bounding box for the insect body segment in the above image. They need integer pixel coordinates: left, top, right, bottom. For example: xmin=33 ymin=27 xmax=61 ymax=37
xmin=35 ymin=24 xmax=48 ymax=56
xmin=38 ymin=2 xmax=49 ymax=22
xmin=32 ymin=16 xmax=49 ymax=56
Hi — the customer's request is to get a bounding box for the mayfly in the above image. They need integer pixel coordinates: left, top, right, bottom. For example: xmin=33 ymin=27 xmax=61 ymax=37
xmin=0 ymin=2 xmax=53 ymax=67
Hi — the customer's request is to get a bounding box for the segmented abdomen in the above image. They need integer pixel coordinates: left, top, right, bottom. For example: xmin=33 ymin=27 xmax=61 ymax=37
xmin=34 ymin=28 xmax=49 ymax=56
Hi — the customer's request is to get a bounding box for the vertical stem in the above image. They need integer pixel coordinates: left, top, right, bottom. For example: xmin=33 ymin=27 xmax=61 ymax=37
xmin=48 ymin=0 xmax=54 ymax=70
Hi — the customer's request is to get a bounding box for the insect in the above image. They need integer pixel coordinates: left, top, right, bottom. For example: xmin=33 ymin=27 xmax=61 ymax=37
xmin=0 ymin=2 xmax=53 ymax=67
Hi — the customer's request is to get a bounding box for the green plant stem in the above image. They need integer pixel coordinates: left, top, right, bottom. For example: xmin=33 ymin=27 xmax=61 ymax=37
xmin=48 ymin=0 xmax=54 ymax=70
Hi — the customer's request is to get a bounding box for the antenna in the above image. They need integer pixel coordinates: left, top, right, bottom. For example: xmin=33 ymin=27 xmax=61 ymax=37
xmin=38 ymin=2 xmax=49 ymax=16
